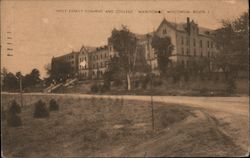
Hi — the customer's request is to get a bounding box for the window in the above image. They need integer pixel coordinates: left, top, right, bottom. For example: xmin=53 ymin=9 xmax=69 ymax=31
xmin=186 ymin=48 xmax=189 ymax=55
xmin=201 ymin=51 xmax=203 ymax=57
xmin=181 ymin=36 xmax=184 ymax=45
xmin=182 ymin=48 xmax=184 ymax=55
xmin=193 ymin=38 xmax=196 ymax=47
xmin=97 ymin=55 xmax=98 ymax=60
xmin=163 ymin=28 xmax=167 ymax=34
xmin=211 ymin=42 xmax=213 ymax=48
xmin=186 ymin=37 xmax=189 ymax=46
xmin=208 ymin=51 xmax=210 ymax=57
xmin=200 ymin=40 xmax=202 ymax=48
xmin=207 ymin=41 xmax=209 ymax=48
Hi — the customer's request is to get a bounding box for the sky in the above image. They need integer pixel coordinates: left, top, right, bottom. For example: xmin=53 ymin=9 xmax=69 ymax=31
xmin=1 ymin=0 xmax=248 ymax=78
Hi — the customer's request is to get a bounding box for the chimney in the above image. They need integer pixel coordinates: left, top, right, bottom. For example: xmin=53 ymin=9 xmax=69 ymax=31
xmin=187 ymin=17 xmax=190 ymax=35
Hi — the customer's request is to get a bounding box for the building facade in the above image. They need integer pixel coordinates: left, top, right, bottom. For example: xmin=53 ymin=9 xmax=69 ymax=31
xmin=52 ymin=51 xmax=79 ymax=76
xmin=78 ymin=45 xmax=116 ymax=80
xmin=52 ymin=17 xmax=219 ymax=80
xmin=142 ymin=17 xmax=219 ymax=71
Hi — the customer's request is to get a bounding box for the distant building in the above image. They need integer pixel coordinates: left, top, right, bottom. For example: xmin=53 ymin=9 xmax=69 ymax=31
xmin=52 ymin=17 xmax=219 ymax=80
xmin=138 ymin=17 xmax=219 ymax=74
xmin=52 ymin=51 xmax=79 ymax=76
xmin=78 ymin=45 xmax=116 ymax=80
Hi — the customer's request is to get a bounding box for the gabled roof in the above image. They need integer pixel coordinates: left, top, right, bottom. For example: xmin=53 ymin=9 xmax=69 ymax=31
xmin=155 ymin=18 xmax=215 ymax=36
xmin=80 ymin=45 xmax=96 ymax=53
xmin=155 ymin=18 xmax=177 ymax=33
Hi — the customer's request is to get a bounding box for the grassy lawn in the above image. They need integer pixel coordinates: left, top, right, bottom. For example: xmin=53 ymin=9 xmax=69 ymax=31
xmin=2 ymin=94 xmax=245 ymax=157
xmin=2 ymin=94 xmax=194 ymax=157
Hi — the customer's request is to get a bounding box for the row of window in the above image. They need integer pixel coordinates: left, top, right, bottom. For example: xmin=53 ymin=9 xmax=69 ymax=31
xmin=181 ymin=37 xmax=213 ymax=48
xmin=92 ymin=62 xmax=108 ymax=69
xmin=80 ymin=62 xmax=108 ymax=69
xmin=65 ymin=55 xmax=74 ymax=60
xmin=79 ymin=65 xmax=87 ymax=69
xmin=79 ymin=57 xmax=87 ymax=62
xmin=92 ymin=54 xmax=112 ymax=60
xmin=181 ymin=48 xmax=214 ymax=57
xmin=80 ymin=54 xmax=114 ymax=62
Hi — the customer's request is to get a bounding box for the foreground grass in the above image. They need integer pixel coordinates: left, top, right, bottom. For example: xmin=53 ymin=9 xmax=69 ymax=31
xmin=1 ymin=94 xmax=244 ymax=157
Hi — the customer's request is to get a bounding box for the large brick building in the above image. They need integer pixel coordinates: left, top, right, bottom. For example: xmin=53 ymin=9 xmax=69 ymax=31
xmin=52 ymin=17 xmax=219 ymax=80
xmin=138 ymin=17 xmax=219 ymax=75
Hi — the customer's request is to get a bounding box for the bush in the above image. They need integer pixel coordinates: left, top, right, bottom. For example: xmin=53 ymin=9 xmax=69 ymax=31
xmin=90 ymin=84 xmax=99 ymax=93
xmin=8 ymin=100 xmax=21 ymax=114
xmin=7 ymin=113 xmax=22 ymax=127
xmin=49 ymin=99 xmax=59 ymax=111
xmin=33 ymin=100 xmax=49 ymax=118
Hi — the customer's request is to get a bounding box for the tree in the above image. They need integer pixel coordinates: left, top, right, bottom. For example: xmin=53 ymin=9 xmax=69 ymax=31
xmin=213 ymin=12 xmax=249 ymax=79
xmin=151 ymin=34 xmax=174 ymax=76
xmin=109 ymin=25 xmax=137 ymax=91
xmin=50 ymin=59 xmax=72 ymax=82
xmin=167 ymin=62 xmax=185 ymax=83
xmin=30 ymin=69 xmax=41 ymax=83
xmin=133 ymin=44 xmax=150 ymax=73
xmin=103 ymin=55 xmax=123 ymax=88
xmin=3 ymin=72 xmax=19 ymax=90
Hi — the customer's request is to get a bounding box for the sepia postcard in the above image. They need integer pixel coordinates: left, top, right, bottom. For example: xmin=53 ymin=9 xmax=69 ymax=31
xmin=1 ymin=0 xmax=249 ymax=157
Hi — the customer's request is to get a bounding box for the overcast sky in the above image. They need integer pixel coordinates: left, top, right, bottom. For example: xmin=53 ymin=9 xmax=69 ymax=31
xmin=1 ymin=0 xmax=248 ymax=78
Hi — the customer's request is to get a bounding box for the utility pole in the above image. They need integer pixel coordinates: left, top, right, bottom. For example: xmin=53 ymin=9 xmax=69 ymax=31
xmin=147 ymin=36 xmax=155 ymax=131
xmin=19 ymin=76 xmax=23 ymax=107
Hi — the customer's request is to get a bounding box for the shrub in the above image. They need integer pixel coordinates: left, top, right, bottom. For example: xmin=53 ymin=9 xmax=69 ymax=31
xmin=33 ymin=100 xmax=49 ymax=118
xmin=7 ymin=113 xmax=22 ymax=127
xmin=49 ymin=99 xmax=59 ymax=111
xmin=8 ymin=100 xmax=21 ymax=114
